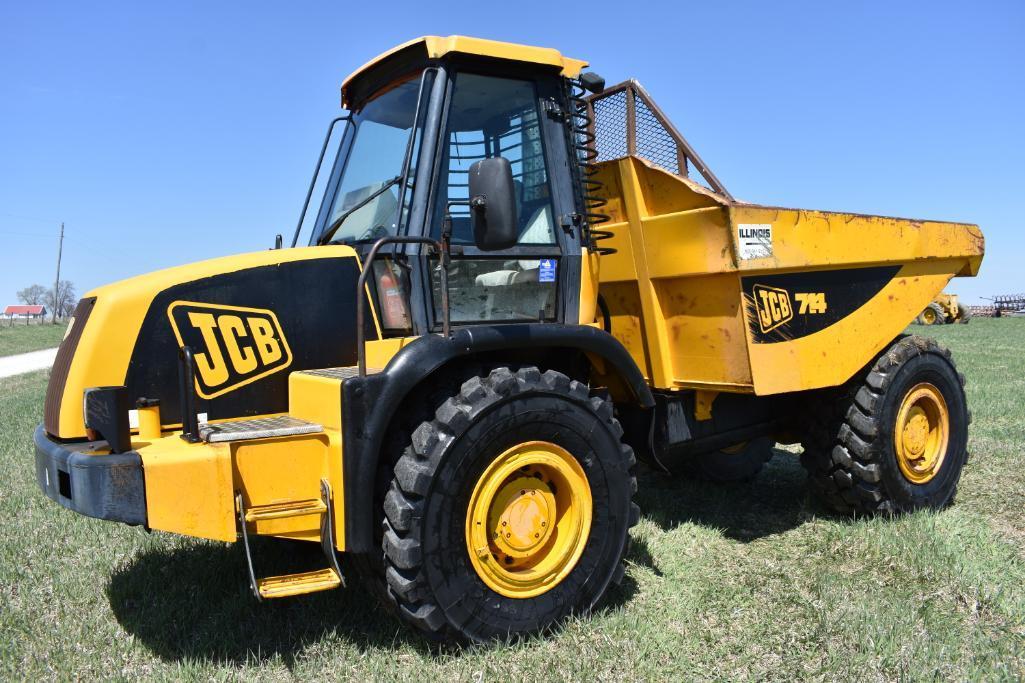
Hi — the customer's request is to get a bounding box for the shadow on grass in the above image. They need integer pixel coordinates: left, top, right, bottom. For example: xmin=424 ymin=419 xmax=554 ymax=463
xmin=107 ymin=452 xmax=810 ymax=664
xmin=107 ymin=535 xmax=641 ymax=666
xmin=634 ymin=448 xmax=815 ymax=543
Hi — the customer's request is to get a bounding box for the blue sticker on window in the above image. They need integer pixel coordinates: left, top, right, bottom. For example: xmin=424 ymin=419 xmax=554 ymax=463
xmin=539 ymin=259 xmax=557 ymax=283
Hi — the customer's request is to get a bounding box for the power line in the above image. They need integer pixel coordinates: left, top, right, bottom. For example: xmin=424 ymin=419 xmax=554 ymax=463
xmin=0 ymin=229 xmax=52 ymax=237
xmin=0 ymin=211 xmax=62 ymax=224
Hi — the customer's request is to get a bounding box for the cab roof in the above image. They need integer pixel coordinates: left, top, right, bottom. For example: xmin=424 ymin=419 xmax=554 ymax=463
xmin=341 ymin=35 xmax=588 ymax=108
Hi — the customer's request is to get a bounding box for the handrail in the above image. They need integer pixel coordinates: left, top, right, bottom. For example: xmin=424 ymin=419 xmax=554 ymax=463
xmin=177 ymin=346 xmax=201 ymax=443
xmin=356 ymin=236 xmax=449 ymax=377
xmin=291 ymin=114 xmax=350 ymax=248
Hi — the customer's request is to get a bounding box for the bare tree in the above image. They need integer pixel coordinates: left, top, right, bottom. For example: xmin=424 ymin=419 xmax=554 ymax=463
xmin=16 ymin=284 xmax=48 ymax=306
xmin=45 ymin=280 xmax=76 ymax=320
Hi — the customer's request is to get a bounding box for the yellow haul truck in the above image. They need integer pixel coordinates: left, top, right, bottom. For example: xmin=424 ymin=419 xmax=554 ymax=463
xmin=35 ymin=36 xmax=984 ymax=641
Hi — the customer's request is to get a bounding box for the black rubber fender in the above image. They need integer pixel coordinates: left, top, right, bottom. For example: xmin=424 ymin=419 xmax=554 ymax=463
xmin=340 ymin=323 xmax=652 ymax=553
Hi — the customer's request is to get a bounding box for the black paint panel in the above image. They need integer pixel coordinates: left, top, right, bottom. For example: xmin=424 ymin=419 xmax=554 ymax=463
xmin=125 ymin=257 xmax=367 ymax=425
xmin=741 ymin=266 xmax=900 ymax=344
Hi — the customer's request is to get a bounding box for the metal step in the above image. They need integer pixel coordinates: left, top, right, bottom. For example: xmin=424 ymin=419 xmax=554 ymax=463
xmin=256 ymin=568 xmax=342 ymax=598
xmin=297 ymin=365 xmax=381 ymax=380
xmin=201 ymin=415 xmax=322 ymax=443
xmin=236 ymin=479 xmax=345 ymax=601
xmin=244 ymin=498 xmax=326 ymax=523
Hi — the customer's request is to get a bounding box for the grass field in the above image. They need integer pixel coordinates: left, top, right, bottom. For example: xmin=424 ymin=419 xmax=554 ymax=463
xmin=0 ymin=322 xmax=67 ymax=357
xmin=1 ymin=319 xmax=1023 ymax=680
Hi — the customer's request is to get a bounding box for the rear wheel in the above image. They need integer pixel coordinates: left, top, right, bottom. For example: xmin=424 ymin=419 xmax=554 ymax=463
xmin=957 ymin=307 xmax=972 ymax=324
xmin=917 ymin=302 xmax=945 ymax=326
xmin=381 ymin=367 xmax=638 ymax=641
xmin=800 ymin=335 xmax=969 ymax=514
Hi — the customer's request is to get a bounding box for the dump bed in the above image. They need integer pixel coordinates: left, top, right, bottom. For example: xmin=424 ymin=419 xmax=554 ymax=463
xmin=592 ymin=156 xmax=983 ymax=396
xmin=586 ymin=81 xmax=982 ymax=396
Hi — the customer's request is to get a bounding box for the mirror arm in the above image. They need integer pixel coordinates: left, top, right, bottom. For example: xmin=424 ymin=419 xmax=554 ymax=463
xmin=440 ymin=200 xmax=470 ymax=266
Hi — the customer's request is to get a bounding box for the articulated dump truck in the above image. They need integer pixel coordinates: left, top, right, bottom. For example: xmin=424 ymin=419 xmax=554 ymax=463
xmin=35 ymin=36 xmax=984 ymax=641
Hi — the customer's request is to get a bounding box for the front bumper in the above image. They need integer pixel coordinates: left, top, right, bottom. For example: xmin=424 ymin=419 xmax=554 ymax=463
xmin=34 ymin=424 xmax=147 ymax=526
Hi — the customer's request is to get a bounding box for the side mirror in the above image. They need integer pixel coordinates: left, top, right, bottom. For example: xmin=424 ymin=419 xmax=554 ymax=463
xmin=468 ymin=157 xmax=518 ymax=251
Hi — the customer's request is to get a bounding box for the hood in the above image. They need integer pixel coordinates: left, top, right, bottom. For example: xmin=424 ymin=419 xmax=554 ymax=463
xmin=45 ymin=245 xmax=363 ymax=439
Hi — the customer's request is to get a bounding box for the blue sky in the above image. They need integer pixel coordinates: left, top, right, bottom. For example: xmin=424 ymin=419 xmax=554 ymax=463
xmin=1 ymin=1 xmax=1021 ymax=305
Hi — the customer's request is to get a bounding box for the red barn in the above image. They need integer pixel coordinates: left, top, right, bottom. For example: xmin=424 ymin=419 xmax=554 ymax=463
xmin=3 ymin=304 xmax=47 ymax=319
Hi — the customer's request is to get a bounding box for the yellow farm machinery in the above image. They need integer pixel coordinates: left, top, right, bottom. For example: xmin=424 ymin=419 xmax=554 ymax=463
xmin=915 ymin=292 xmax=971 ymax=325
xmin=35 ymin=36 xmax=984 ymax=641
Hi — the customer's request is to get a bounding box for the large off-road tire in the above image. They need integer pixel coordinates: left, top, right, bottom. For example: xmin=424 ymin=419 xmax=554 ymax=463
xmin=916 ymin=302 xmax=945 ymax=326
xmin=679 ymin=438 xmax=775 ymax=482
xmin=957 ymin=307 xmax=972 ymax=324
xmin=800 ymin=335 xmax=969 ymax=515
xmin=381 ymin=367 xmax=638 ymax=641
xmin=349 ymin=373 xmax=468 ymax=612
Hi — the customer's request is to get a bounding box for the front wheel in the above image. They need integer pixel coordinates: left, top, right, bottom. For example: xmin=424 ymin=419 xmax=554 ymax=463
xmin=381 ymin=367 xmax=638 ymax=641
xmin=800 ymin=335 xmax=969 ymax=514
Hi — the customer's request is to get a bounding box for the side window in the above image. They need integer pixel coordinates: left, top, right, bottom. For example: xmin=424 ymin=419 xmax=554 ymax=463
xmin=431 ymin=73 xmax=559 ymax=323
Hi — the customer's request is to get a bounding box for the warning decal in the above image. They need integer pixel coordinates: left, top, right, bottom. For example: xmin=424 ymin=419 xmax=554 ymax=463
xmin=737 ymin=223 xmax=773 ymax=260
xmin=538 ymin=258 xmax=557 ymax=283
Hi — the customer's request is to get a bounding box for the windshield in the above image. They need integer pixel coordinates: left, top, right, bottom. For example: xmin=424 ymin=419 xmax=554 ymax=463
xmin=318 ymin=73 xmax=427 ymax=244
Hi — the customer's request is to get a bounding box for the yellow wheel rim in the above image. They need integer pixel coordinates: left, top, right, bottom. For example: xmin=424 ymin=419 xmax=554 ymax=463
xmin=894 ymin=382 xmax=949 ymax=484
xmin=465 ymin=441 xmax=592 ymax=598
xmin=922 ymin=308 xmax=937 ymax=325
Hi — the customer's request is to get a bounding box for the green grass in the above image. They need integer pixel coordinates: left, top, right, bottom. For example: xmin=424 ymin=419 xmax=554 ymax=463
xmin=1 ymin=319 xmax=1023 ymax=680
xmin=0 ymin=322 xmax=67 ymax=357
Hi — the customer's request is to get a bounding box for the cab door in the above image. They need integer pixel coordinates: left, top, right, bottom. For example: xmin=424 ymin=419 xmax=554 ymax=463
xmin=422 ymin=70 xmax=582 ymax=328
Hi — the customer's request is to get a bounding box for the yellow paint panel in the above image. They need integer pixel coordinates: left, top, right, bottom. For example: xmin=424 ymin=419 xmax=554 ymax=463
xmin=342 ymin=35 xmax=587 ymax=104
xmin=729 ymin=205 xmax=984 ymax=275
xmin=287 ymin=372 xmax=347 ymax=549
xmin=635 ymin=161 xmax=724 ymax=215
xmin=579 ymin=248 xmax=600 ymax=325
xmin=138 ymin=435 xmax=235 ymax=542
xmin=599 ymin=281 xmax=650 ymax=382
xmin=657 ymin=274 xmax=752 ymax=388
xmin=289 ymin=373 xmax=342 ymax=430
xmin=591 ymin=222 xmax=635 ymax=283
xmin=365 ymin=336 xmax=416 ymax=370
xmin=642 ymin=207 xmax=735 ymax=279
xmin=232 ymin=435 xmax=332 ymax=543
xmin=617 ymin=159 xmax=674 ymax=388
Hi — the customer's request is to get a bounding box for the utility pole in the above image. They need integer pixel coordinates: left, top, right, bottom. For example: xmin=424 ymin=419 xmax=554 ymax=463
xmin=53 ymin=222 xmax=64 ymax=324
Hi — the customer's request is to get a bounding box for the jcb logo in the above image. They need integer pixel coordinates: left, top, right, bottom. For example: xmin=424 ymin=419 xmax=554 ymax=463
xmin=167 ymin=302 xmax=293 ymax=399
xmin=753 ymin=284 xmax=793 ymax=333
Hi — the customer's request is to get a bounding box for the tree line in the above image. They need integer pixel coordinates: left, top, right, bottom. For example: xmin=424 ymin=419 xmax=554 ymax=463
xmin=14 ymin=281 xmax=76 ymax=320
